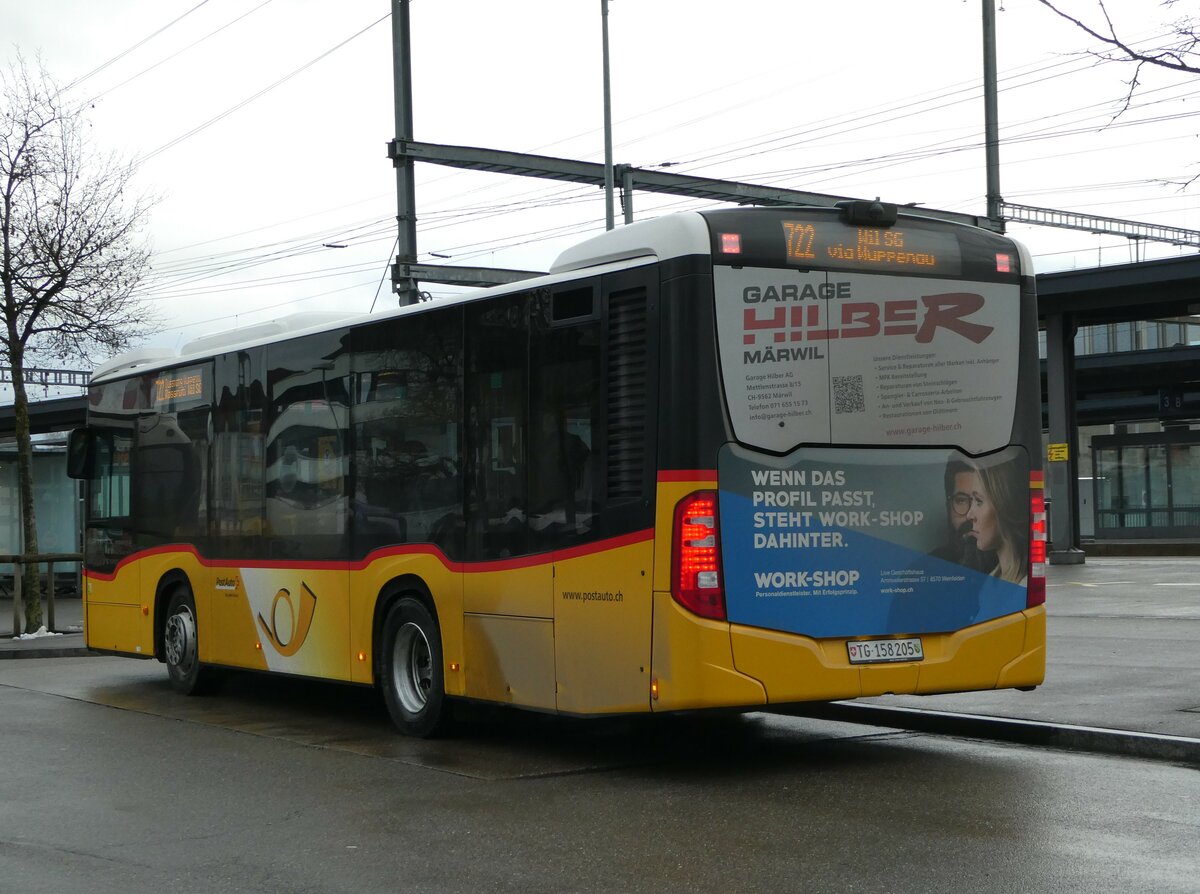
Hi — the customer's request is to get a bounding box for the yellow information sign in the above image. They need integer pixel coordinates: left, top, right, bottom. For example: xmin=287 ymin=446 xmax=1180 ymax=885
xmin=1047 ymin=443 xmax=1069 ymax=462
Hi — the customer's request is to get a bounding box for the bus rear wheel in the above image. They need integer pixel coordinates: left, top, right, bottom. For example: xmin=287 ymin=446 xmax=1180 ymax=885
xmin=380 ymin=597 xmax=451 ymax=737
xmin=163 ymin=586 xmax=219 ymax=695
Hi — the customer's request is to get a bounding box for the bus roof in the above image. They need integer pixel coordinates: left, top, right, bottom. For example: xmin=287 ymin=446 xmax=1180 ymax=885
xmin=88 ymin=216 xmax=695 ymax=385
xmin=549 ymin=211 xmax=711 ymax=273
xmin=89 ymin=207 xmax=1029 ymax=386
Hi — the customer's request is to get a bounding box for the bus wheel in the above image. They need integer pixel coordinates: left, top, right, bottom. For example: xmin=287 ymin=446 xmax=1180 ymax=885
xmin=380 ymin=597 xmax=451 ymax=737
xmin=163 ymin=586 xmax=219 ymax=696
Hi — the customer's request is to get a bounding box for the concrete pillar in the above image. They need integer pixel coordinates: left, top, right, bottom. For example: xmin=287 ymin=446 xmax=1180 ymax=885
xmin=1045 ymin=311 xmax=1086 ymax=564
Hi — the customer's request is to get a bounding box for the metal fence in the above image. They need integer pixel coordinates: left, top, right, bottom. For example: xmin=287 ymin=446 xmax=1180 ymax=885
xmin=0 ymin=553 xmax=82 ymax=633
xmin=1095 ymin=505 xmax=1200 ymax=536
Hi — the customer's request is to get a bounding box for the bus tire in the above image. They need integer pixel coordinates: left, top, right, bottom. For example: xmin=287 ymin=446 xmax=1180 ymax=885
xmin=380 ymin=597 xmax=452 ymax=737
xmin=163 ymin=585 xmax=220 ymax=696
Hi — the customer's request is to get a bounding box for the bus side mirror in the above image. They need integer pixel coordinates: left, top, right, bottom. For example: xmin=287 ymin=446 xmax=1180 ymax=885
xmin=66 ymin=428 xmax=93 ymax=480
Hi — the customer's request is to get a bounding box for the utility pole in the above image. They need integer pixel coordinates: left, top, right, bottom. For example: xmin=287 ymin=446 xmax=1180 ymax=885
xmin=982 ymin=0 xmax=1003 ymax=229
xmin=601 ymin=0 xmax=615 ymax=230
xmin=391 ymin=0 xmax=420 ymax=305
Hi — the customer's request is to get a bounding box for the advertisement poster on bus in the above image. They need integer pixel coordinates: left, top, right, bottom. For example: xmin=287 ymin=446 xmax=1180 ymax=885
xmin=713 ymin=267 xmax=1021 ymax=456
xmin=718 ymin=445 xmax=1030 ymax=638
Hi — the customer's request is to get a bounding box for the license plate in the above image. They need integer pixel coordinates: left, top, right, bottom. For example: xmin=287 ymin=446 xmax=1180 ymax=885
xmin=847 ymin=637 xmax=924 ymax=665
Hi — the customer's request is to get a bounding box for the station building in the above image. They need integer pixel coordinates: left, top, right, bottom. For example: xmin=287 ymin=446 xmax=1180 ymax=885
xmin=1038 ymin=255 xmax=1200 ymax=547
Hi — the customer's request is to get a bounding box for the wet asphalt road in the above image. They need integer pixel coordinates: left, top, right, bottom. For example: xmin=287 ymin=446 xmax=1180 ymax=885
xmin=1 ymin=655 xmax=1197 ymax=894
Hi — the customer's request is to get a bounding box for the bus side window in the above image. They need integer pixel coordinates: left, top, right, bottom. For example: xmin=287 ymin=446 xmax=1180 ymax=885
xmin=349 ymin=308 xmax=464 ymax=559
xmin=465 ymin=293 xmax=530 ymax=560
xmin=135 ymin=410 xmax=208 ymax=544
xmin=264 ymin=333 xmax=352 ymax=560
xmin=134 ymin=366 xmax=212 ymax=548
xmin=213 ymin=348 xmax=267 ymax=557
xmin=529 ymin=287 xmax=601 ymax=550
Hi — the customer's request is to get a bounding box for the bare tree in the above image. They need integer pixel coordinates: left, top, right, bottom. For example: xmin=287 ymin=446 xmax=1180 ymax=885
xmin=1035 ymin=1 xmax=1200 ymax=97
xmin=2 ymin=55 xmax=154 ymax=633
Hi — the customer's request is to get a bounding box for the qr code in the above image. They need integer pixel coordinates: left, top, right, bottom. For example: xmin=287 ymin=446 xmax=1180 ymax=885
xmin=833 ymin=375 xmax=865 ymax=414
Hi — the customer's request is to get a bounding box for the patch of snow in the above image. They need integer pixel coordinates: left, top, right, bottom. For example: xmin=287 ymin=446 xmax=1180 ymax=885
xmin=15 ymin=626 xmax=64 ymax=640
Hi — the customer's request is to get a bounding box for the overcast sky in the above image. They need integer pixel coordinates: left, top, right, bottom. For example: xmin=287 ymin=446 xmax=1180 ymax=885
xmin=4 ymin=0 xmax=1198 ymax=389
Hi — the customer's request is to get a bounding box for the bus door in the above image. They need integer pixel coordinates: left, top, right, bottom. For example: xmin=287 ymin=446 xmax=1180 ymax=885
xmin=131 ymin=366 xmax=215 ymax=655
xmin=77 ymin=377 xmax=144 ymax=652
xmin=461 ymin=273 xmax=658 ymax=714
xmin=248 ymin=336 xmax=354 ymax=682
xmin=462 ymin=292 xmax=556 ymax=709
xmin=548 ymin=271 xmax=657 ymax=714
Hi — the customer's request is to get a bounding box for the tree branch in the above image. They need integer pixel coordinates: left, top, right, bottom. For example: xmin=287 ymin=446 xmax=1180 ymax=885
xmin=1034 ymin=0 xmax=1200 ymax=74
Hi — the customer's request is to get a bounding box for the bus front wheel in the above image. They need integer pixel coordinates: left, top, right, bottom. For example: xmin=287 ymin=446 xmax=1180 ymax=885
xmin=380 ymin=597 xmax=451 ymax=737
xmin=163 ymin=586 xmax=219 ymax=695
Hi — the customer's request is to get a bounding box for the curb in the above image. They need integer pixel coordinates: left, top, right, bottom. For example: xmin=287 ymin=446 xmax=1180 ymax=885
xmin=0 ymin=646 xmax=95 ymax=659
xmin=0 ymin=634 xmax=94 ymax=660
xmin=786 ymin=701 xmax=1200 ymax=768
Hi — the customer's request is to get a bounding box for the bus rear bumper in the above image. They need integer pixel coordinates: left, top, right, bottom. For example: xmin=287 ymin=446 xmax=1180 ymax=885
xmin=730 ymin=605 xmax=1046 ymax=704
xmin=650 ymin=593 xmax=1046 ymax=712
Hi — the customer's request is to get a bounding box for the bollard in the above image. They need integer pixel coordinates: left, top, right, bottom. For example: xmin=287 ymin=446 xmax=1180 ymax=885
xmin=12 ymin=558 xmax=21 ymax=635
xmin=46 ymin=561 xmax=56 ymax=632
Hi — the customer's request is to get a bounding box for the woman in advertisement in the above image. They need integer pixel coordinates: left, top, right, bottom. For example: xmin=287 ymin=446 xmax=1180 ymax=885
xmin=947 ymin=457 xmax=1029 ymax=586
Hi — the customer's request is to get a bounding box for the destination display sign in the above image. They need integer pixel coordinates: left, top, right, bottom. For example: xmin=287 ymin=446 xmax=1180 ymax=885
xmin=781 ymin=219 xmax=963 ymax=274
xmin=152 ymin=365 xmax=208 ymax=410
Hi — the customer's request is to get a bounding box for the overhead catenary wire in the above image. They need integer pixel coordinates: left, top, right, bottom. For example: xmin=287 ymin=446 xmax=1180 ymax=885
xmin=82 ymin=0 xmax=278 ymax=106
xmin=60 ymin=0 xmax=213 ymax=94
xmin=89 ymin=7 xmax=1195 ymax=326
xmin=137 ymin=13 xmax=389 ymax=166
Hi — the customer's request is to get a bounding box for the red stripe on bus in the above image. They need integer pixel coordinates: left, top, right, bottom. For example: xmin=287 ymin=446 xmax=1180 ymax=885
xmin=83 ymin=529 xmax=656 ymax=581
xmin=360 ymin=530 xmax=653 ymax=573
xmin=84 ymin=544 xmax=350 ymax=582
xmin=548 ymin=528 xmax=655 ymax=563
xmin=657 ymin=469 xmax=717 ymax=482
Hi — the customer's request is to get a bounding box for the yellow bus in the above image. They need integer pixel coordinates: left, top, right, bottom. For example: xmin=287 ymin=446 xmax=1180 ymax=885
xmin=68 ymin=203 xmax=1046 ymax=736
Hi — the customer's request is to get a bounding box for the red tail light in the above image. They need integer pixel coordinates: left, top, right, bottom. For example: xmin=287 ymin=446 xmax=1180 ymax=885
xmin=1028 ymin=471 xmax=1047 ymax=607
xmin=671 ymin=491 xmax=726 ymax=620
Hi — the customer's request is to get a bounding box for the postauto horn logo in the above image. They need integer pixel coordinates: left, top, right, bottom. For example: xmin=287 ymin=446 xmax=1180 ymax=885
xmin=257 ymin=583 xmax=318 ymax=657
